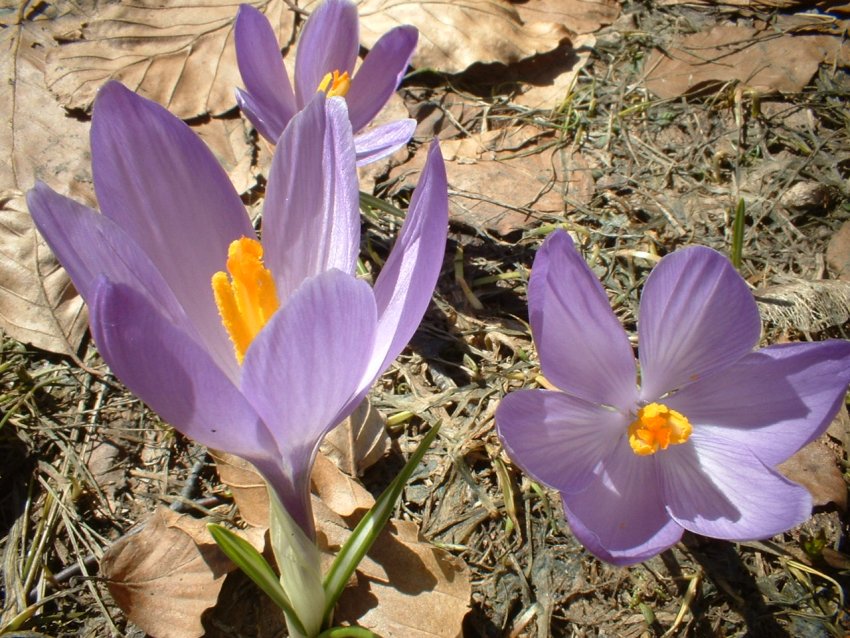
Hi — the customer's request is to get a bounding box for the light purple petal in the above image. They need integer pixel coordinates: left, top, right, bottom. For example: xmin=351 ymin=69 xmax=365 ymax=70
xmin=235 ymin=89 xmax=282 ymax=143
xmin=667 ymin=340 xmax=850 ymax=467
xmin=347 ymin=26 xmax=418 ymax=132
xmin=294 ymin=0 xmax=359 ymax=108
xmin=27 ymin=183 xmax=190 ymax=333
xmin=354 ymin=119 xmax=416 ymax=166
xmin=562 ymin=440 xmax=683 ymax=566
xmin=241 ymin=269 xmax=377 ymax=536
xmin=529 ymin=230 xmax=637 ymax=410
xmin=354 ymin=139 xmax=447 ymax=399
xmin=90 ymin=82 xmax=253 ymax=379
xmin=263 ymin=95 xmax=359 ymax=303
xmin=638 ymin=246 xmax=761 ymax=401
xmin=235 ymin=4 xmax=297 ymax=142
xmin=496 ymin=389 xmax=627 ymax=494
xmin=661 ymin=432 xmax=812 ymax=540
xmin=90 ymin=279 xmax=276 ymax=464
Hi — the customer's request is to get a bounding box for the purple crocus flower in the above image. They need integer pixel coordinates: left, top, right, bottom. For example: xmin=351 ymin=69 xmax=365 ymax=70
xmin=235 ymin=0 xmax=418 ymax=166
xmin=496 ymin=230 xmax=850 ymax=566
xmin=27 ymin=82 xmax=447 ymax=538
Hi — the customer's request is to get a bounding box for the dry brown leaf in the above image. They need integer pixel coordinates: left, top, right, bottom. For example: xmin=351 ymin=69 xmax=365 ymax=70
xmin=510 ymin=0 xmax=620 ymax=36
xmin=193 ymin=115 xmax=258 ymax=195
xmin=46 ymin=0 xmax=295 ymax=119
xmin=0 ymin=7 xmax=93 ymax=354
xmin=312 ymin=452 xmax=376 ymax=522
xmin=645 ymin=24 xmax=850 ymax=99
xmin=346 ymin=0 xmax=572 ymax=74
xmin=209 ymin=449 xmax=270 ymax=527
xmin=326 ymin=519 xmax=471 ymax=636
xmin=391 ymin=129 xmax=577 ymax=234
xmin=101 ymin=507 xmax=238 ymax=638
xmin=0 ymin=192 xmax=88 ymax=355
xmin=660 ymin=0 xmax=850 ymax=11
xmin=320 ymin=398 xmax=391 ymax=477
xmin=513 ymin=34 xmax=595 ymax=110
xmin=778 ymin=435 xmax=847 ymax=511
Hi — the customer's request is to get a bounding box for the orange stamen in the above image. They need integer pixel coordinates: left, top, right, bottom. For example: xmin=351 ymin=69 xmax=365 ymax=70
xmin=317 ymin=70 xmax=351 ymax=98
xmin=211 ymin=237 xmax=280 ymax=364
xmin=628 ymin=402 xmax=692 ymax=456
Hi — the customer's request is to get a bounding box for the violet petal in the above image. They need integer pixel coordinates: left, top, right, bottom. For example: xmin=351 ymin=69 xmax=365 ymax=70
xmin=529 ymin=230 xmax=637 ymax=410
xmin=347 ymin=25 xmax=418 ymax=132
xmin=90 ymin=278 xmax=276 ymax=463
xmin=495 ymin=389 xmax=627 ymax=494
xmin=27 ymin=183 xmax=190 ymax=334
xmin=294 ymin=0 xmax=359 ymax=108
xmin=90 ymin=82 xmax=253 ymax=378
xmin=235 ymin=4 xmax=296 ymax=142
xmin=562 ymin=440 xmax=683 ymax=566
xmin=638 ymin=246 xmax=761 ymax=401
xmin=240 ymin=269 xmax=378 ymax=536
xmin=354 ymin=119 xmax=416 ymax=166
xmin=263 ymin=95 xmax=359 ymax=303
xmin=358 ymin=139 xmax=447 ymax=395
xmin=667 ymin=340 xmax=850 ymax=466
xmin=661 ymin=432 xmax=812 ymax=539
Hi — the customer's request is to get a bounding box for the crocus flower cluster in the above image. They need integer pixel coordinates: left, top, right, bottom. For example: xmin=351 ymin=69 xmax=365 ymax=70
xmin=496 ymin=230 xmax=850 ymax=565
xmin=28 ymin=83 xmax=447 ymax=541
xmin=235 ymin=0 xmax=418 ymax=165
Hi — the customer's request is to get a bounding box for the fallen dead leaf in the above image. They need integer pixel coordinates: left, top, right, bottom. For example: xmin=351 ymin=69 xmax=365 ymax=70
xmin=644 ymin=22 xmax=850 ymax=99
xmin=325 ymin=518 xmax=471 ymax=637
xmin=778 ymin=435 xmax=847 ymax=511
xmin=510 ymin=0 xmax=620 ymax=36
xmin=321 ymin=399 xmax=392 ymax=478
xmin=392 ymin=128 xmax=583 ymax=234
xmin=660 ymin=0 xmax=850 ymax=11
xmin=46 ymin=0 xmax=296 ymax=119
xmin=513 ymin=34 xmax=596 ymax=110
xmin=0 ymin=6 xmax=92 ymax=354
xmin=312 ymin=452 xmax=376 ymax=522
xmin=101 ymin=507 xmax=243 ymax=638
xmin=347 ymin=0 xmax=572 ymax=74
xmin=209 ymin=449 xmax=270 ymax=527
xmin=193 ymin=114 xmax=258 ymax=195
xmin=0 ymin=192 xmax=88 ymax=355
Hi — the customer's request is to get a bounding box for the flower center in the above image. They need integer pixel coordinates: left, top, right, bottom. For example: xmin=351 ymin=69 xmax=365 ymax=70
xmin=317 ymin=70 xmax=351 ymax=98
xmin=627 ymin=402 xmax=692 ymax=456
xmin=211 ymin=237 xmax=280 ymax=364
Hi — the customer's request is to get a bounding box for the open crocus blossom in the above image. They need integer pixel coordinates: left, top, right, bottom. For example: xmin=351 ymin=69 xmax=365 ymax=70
xmin=27 ymin=82 xmax=448 ymax=541
xmin=496 ymin=230 xmax=850 ymax=566
xmin=235 ymin=0 xmax=418 ymax=165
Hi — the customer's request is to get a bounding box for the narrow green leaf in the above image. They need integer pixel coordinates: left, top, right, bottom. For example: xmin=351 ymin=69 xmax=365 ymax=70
xmin=359 ymin=191 xmax=405 ymax=220
xmin=207 ymin=523 xmax=308 ymax=637
xmin=731 ymin=197 xmax=745 ymax=269
xmin=322 ymin=422 xmax=442 ymax=624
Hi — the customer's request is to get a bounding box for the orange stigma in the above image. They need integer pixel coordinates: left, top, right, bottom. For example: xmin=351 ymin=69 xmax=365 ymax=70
xmin=211 ymin=237 xmax=280 ymax=364
xmin=628 ymin=403 xmax=692 ymax=456
xmin=317 ymin=70 xmax=351 ymax=98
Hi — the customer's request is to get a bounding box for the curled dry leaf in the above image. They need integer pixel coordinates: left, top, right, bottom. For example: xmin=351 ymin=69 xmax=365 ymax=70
xmin=756 ymin=279 xmax=850 ymax=334
xmin=340 ymin=0 xmax=572 ymax=74
xmin=209 ymin=449 xmax=270 ymax=527
xmin=324 ymin=518 xmax=471 ymax=637
xmin=193 ymin=114 xmax=259 ymax=195
xmin=391 ymin=128 xmax=586 ymax=234
xmin=0 ymin=7 xmax=92 ymax=354
xmin=644 ymin=23 xmax=850 ymax=99
xmin=509 ymin=0 xmax=620 ymax=36
xmin=101 ymin=506 xmax=244 ymax=638
xmin=778 ymin=435 xmax=847 ymax=511
xmin=320 ymin=398 xmax=391 ymax=477
xmin=46 ymin=0 xmax=296 ymax=119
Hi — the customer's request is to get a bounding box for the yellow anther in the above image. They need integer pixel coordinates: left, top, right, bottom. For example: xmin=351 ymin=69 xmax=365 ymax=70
xmin=628 ymin=402 xmax=692 ymax=456
xmin=211 ymin=237 xmax=280 ymax=364
xmin=317 ymin=70 xmax=351 ymax=98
